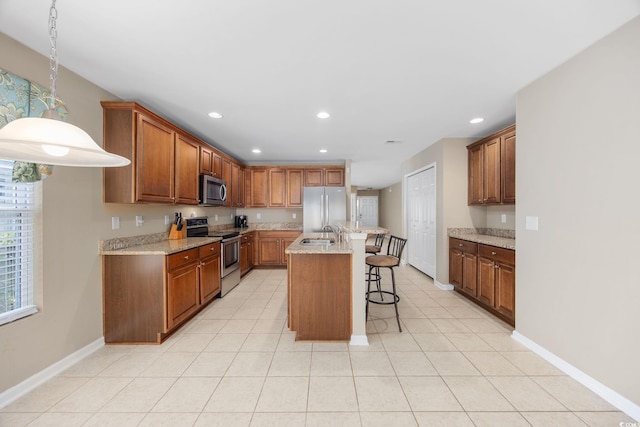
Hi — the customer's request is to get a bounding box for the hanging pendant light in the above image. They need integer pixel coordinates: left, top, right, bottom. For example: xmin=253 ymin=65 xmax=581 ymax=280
xmin=0 ymin=0 xmax=130 ymax=167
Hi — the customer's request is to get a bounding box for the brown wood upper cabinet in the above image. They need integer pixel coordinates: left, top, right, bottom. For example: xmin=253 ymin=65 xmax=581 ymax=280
xmin=200 ymin=144 xmax=222 ymax=178
xmin=304 ymin=167 xmax=345 ymax=187
xmin=467 ymin=124 xmax=515 ymax=205
xmin=102 ymin=102 xmax=199 ymax=205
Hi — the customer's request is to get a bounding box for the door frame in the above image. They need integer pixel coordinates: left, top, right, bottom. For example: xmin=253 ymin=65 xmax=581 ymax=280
xmin=403 ymin=162 xmax=437 ymax=276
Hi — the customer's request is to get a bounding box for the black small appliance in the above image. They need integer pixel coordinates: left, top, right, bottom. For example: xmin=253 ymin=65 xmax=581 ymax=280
xmin=235 ymin=215 xmax=248 ymax=228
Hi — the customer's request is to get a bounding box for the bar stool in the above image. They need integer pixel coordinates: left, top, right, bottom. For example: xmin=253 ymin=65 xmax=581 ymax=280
xmin=365 ymin=235 xmax=407 ymax=332
xmin=365 ymin=233 xmax=386 ymax=299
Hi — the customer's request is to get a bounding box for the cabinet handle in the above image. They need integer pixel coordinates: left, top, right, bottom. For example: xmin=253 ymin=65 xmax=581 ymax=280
xmin=184 ymin=255 xmax=189 ymax=260
xmin=494 ymin=265 xmax=499 ymax=269
xmin=491 ymin=251 xmax=497 ymax=255
xmin=459 ymin=243 xmax=463 ymax=247
xmin=210 ymin=247 xmax=215 ymax=251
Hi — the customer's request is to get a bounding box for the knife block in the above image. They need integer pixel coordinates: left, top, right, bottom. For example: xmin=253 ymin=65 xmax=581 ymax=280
xmin=168 ymin=221 xmax=187 ymax=240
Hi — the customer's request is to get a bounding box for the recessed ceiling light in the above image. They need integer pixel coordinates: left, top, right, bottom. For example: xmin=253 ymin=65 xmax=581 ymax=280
xmin=470 ymin=117 xmax=484 ymax=124
xmin=319 ymin=149 xmax=328 ymax=153
xmin=252 ymin=148 xmax=261 ymax=154
xmin=316 ymin=112 xmax=330 ymax=119
xmin=208 ymin=112 xmax=223 ymax=119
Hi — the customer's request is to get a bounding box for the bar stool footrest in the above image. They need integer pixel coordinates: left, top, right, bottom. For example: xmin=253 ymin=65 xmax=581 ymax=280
xmin=365 ymin=291 xmax=400 ymax=305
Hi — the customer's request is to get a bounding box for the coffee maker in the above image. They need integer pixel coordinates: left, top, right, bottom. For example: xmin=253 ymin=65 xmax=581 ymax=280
xmin=235 ymin=215 xmax=248 ymax=228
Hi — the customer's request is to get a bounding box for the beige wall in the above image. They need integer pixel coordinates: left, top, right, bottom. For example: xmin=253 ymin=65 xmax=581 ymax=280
xmin=379 ymin=182 xmax=402 ymax=237
xmin=401 ymin=137 xmax=482 ymax=285
xmin=516 ymin=16 xmax=640 ymax=406
xmin=0 ymin=34 xmax=238 ymax=393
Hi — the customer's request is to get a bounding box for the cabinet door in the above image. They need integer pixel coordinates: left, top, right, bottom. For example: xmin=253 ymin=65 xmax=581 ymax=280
xmin=449 ymin=248 xmax=463 ymax=289
xmin=240 ymin=243 xmax=249 ymax=275
xmin=477 ymin=257 xmax=495 ymax=306
xmin=325 ymin=168 xmax=345 ymax=186
xmin=249 ymin=168 xmax=269 ymax=207
xmin=175 ymin=133 xmax=200 ymax=205
xmin=237 ymin=166 xmax=245 ymax=207
xmin=501 ymin=130 xmax=516 ymax=204
xmin=483 ymin=137 xmax=501 ymax=204
xmin=166 ymin=262 xmax=200 ymax=330
xmin=468 ymin=144 xmax=483 ymax=205
xmin=231 ymin=162 xmax=242 ymax=207
xmin=304 ymin=169 xmax=324 ymax=186
xmin=269 ymin=168 xmax=286 ymax=207
xmin=200 ymin=254 xmax=221 ymax=304
xmin=280 ymin=237 xmax=297 ymax=265
xmin=287 ymin=169 xmax=304 ymax=207
xmin=222 ymin=158 xmax=232 ymax=207
xmin=200 ymin=145 xmax=213 ymax=176
xmin=258 ymin=238 xmax=280 ymax=265
xmin=462 ymin=252 xmax=477 ymax=296
xmin=136 ymin=113 xmax=175 ymax=203
xmin=495 ymin=262 xmax=515 ymax=320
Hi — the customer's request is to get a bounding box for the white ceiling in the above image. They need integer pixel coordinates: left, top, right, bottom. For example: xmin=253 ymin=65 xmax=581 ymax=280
xmin=1 ymin=1 xmax=639 ymax=189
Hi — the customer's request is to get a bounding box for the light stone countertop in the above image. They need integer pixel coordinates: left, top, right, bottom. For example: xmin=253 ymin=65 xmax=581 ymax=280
xmin=448 ymin=228 xmax=516 ymax=250
xmin=285 ymin=233 xmax=353 ymax=254
xmin=336 ymin=221 xmax=389 ymax=235
xmin=100 ymin=236 xmax=222 ymax=255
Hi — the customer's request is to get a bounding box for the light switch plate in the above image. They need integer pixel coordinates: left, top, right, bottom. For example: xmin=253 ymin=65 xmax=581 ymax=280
xmin=501 ymin=214 xmax=507 ymax=223
xmin=525 ymin=216 xmax=539 ymax=231
xmin=292 ymin=213 xmax=296 ymax=219
xmin=257 ymin=213 xmax=261 ymax=219
xmin=111 ymin=216 xmax=120 ymax=230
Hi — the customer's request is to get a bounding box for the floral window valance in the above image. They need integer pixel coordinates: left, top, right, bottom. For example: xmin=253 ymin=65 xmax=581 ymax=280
xmin=0 ymin=68 xmax=69 ymax=182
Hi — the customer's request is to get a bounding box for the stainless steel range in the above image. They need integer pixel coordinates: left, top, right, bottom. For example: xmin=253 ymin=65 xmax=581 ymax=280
xmin=186 ymin=217 xmax=241 ymax=296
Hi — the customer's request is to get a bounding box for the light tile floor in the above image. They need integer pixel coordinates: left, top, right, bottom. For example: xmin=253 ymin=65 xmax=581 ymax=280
xmin=1 ymin=266 xmax=636 ymax=426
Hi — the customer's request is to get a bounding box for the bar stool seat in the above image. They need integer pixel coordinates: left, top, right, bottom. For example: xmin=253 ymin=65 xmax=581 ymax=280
xmin=365 ymin=235 xmax=407 ymax=332
xmin=365 ymin=233 xmax=385 ymax=255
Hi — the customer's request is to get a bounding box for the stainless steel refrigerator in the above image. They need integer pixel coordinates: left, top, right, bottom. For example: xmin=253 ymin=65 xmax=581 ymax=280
xmin=303 ymin=187 xmax=347 ymax=232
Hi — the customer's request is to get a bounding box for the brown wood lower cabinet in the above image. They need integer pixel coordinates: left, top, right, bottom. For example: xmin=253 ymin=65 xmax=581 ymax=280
xmin=449 ymin=237 xmax=515 ymax=325
xmin=240 ymin=231 xmax=254 ymax=276
xmin=103 ymin=242 xmax=221 ymax=344
xmin=255 ymin=230 xmax=301 ymax=267
xmin=288 ymin=253 xmax=352 ymax=340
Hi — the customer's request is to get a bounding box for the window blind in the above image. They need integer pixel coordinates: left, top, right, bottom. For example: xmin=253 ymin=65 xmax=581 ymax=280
xmin=0 ymin=160 xmax=37 ymax=325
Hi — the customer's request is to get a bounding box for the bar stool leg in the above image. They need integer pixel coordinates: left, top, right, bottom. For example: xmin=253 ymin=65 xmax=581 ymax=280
xmin=390 ymin=267 xmax=402 ymax=332
xmin=366 ymin=264 xmax=373 ymax=319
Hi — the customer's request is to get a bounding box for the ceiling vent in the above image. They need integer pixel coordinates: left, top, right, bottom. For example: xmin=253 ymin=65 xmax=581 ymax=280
xmin=385 ymin=140 xmax=403 ymax=145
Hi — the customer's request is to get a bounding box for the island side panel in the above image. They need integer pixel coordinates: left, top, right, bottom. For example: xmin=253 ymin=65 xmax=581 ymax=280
xmin=288 ymin=253 xmax=352 ymax=341
xmin=103 ymin=255 xmax=165 ymax=343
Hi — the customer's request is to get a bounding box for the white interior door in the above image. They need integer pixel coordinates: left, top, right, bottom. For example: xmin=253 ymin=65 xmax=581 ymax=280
xmin=406 ymin=166 xmax=436 ymax=278
xmin=357 ymin=196 xmax=378 ymax=226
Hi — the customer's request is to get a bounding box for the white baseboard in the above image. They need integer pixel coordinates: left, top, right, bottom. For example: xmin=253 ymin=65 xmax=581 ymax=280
xmin=434 ymin=279 xmax=454 ymax=290
xmin=0 ymin=337 xmax=105 ymax=409
xmin=512 ymin=330 xmax=640 ymax=421
xmin=349 ymin=335 xmax=369 ymax=346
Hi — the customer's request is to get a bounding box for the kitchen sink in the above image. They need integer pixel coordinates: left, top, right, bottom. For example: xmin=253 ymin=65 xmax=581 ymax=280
xmin=300 ymin=238 xmax=335 ymax=246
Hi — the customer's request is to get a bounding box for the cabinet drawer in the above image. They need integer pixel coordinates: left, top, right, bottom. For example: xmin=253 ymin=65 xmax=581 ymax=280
xmin=450 ymin=238 xmax=477 ymax=254
xmin=478 ymin=244 xmax=515 ymax=265
xmin=241 ymin=232 xmax=254 ymax=243
xmin=168 ymin=248 xmax=199 ymax=270
xmin=199 ymin=242 xmax=220 ymax=258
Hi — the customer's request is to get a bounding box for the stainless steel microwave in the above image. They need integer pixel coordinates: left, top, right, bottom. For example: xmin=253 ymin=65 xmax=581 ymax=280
xmin=199 ymin=174 xmax=227 ymax=206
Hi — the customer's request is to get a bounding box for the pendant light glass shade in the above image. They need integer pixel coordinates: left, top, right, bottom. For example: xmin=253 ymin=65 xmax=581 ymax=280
xmin=0 ymin=0 xmax=130 ymax=168
xmin=0 ymin=116 xmax=130 ymax=167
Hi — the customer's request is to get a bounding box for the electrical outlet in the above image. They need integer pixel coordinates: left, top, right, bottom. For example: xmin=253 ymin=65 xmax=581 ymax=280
xmin=164 ymin=215 xmax=171 ymax=225
xmin=257 ymin=212 xmax=261 ymax=220
xmin=292 ymin=213 xmax=296 ymax=219
xmin=136 ymin=215 xmax=144 ymax=227
xmin=214 ymin=214 xmax=218 ymax=221
xmin=111 ymin=216 xmax=120 ymax=230
xmin=501 ymin=214 xmax=507 ymax=223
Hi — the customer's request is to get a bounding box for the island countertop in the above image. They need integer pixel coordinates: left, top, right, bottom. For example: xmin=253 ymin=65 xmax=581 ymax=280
xmin=285 ymin=233 xmax=353 ymax=254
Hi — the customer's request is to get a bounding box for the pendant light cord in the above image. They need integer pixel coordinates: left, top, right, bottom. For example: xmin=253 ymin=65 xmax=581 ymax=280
xmin=48 ymin=0 xmax=58 ymax=111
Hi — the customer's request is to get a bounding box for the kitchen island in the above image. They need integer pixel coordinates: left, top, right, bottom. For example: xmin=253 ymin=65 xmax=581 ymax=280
xmin=285 ymin=222 xmax=387 ymax=344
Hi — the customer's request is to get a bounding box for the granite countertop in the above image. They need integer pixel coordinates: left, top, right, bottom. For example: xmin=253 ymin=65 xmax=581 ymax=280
xmin=101 ymin=236 xmax=222 ymax=255
xmin=448 ymin=228 xmax=516 ymax=250
xmin=285 ymin=232 xmax=353 ymax=255
xmin=336 ymin=221 xmax=388 ymax=235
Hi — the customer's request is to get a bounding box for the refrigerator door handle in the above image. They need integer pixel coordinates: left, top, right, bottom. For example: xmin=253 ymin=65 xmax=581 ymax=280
xmin=325 ymin=194 xmax=330 ymax=226
xmin=320 ymin=195 xmax=325 ymax=228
